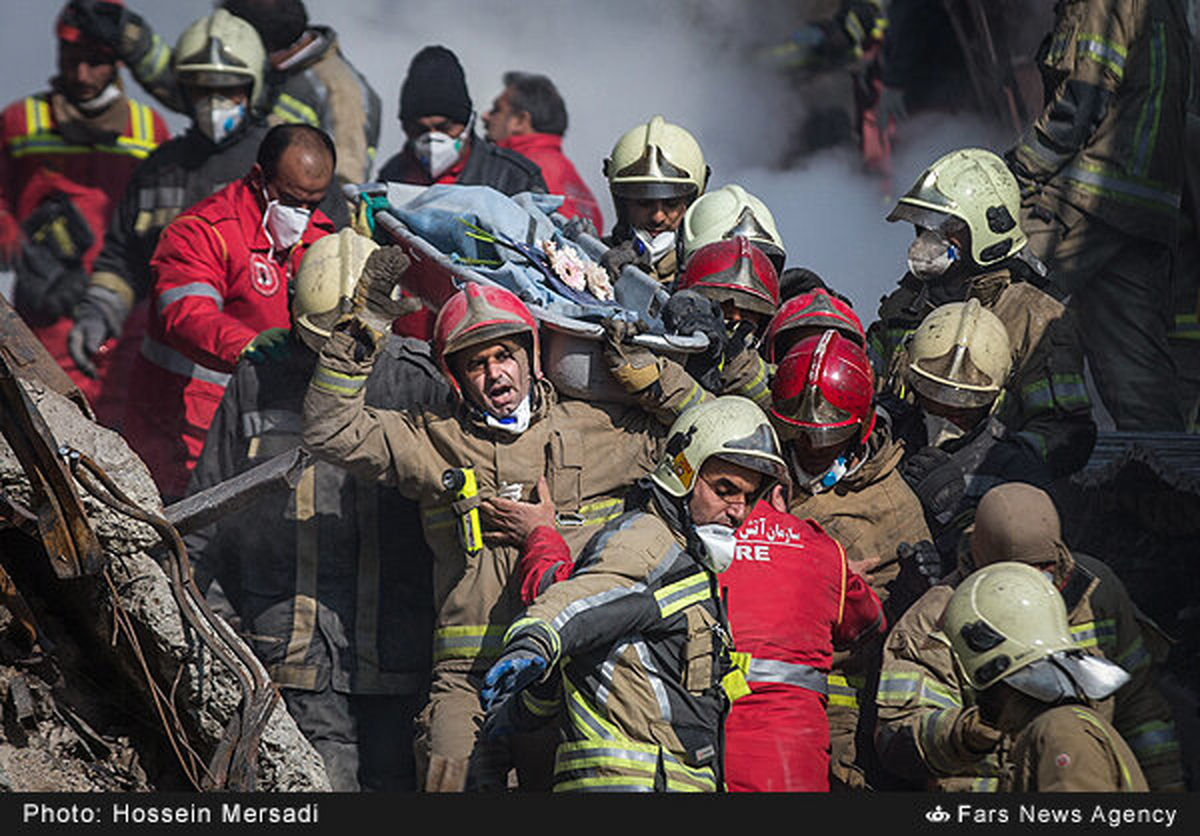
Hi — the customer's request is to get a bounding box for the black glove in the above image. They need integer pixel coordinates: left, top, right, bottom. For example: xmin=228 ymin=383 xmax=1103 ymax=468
xmin=901 ymin=445 xmax=966 ymax=527
xmin=599 ymin=238 xmax=649 ymax=280
xmin=559 ymin=214 xmax=599 ymax=241
xmin=663 ymin=289 xmax=727 ymax=392
xmin=68 ymin=284 xmax=130 ymax=378
xmin=69 ymin=0 xmax=131 ymax=49
xmin=896 ymin=540 xmax=946 ymax=587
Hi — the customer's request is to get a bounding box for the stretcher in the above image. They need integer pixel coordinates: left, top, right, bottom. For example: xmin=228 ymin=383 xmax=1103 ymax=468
xmin=345 ymin=182 xmax=708 ymax=402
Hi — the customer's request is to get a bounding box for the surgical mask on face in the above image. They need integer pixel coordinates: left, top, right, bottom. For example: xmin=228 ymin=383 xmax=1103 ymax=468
xmin=907 ymin=228 xmax=960 ymax=280
xmin=260 ymin=187 xmax=313 ymax=257
xmin=412 ymin=130 xmax=466 ymax=178
xmin=694 ymin=523 xmax=737 ymax=574
xmin=924 ymin=411 xmax=968 ymax=447
xmin=74 ymin=82 xmax=122 ymax=113
xmin=635 ymin=228 xmax=676 ymax=263
xmin=485 ymin=393 xmax=532 ymax=435
xmin=193 ymin=93 xmax=247 ymax=145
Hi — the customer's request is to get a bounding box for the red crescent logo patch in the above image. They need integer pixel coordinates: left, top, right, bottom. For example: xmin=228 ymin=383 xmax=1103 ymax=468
xmin=250 ymin=254 xmax=280 ymax=297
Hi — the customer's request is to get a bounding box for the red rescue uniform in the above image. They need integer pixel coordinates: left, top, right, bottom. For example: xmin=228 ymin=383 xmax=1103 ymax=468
xmin=0 ymin=90 xmax=168 ymax=424
xmin=721 ymin=503 xmax=886 ymax=792
xmin=123 ymin=175 xmax=333 ymax=498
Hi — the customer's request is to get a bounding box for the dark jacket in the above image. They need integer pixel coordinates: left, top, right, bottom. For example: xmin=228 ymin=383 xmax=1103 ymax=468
xmin=377 ymin=135 xmax=547 ymax=197
xmin=185 ymin=333 xmax=451 ymax=694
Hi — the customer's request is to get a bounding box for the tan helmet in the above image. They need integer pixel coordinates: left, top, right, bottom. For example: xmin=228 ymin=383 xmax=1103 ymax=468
xmin=906 ymin=298 xmax=1012 ymax=409
xmin=679 ymin=184 xmax=786 ymax=272
xmin=603 ymin=115 xmax=709 ymax=202
xmin=887 ymin=148 xmax=1027 ymax=268
xmin=651 ymin=396 xmax=787 ymax=498
xmin=293 ymin=228 xmax=379 ymax=342
xmin=970 ymin=483 xmax=1066 ymax=569
xmin=944 ymin=561 xmax=1076 ymax=691
xmin=173 ymin=8 xmax=268 ymax=110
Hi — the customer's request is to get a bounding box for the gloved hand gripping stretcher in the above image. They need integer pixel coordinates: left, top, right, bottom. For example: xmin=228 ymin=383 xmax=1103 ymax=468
xmin=344 ymin=182 xmax=709 ymax=401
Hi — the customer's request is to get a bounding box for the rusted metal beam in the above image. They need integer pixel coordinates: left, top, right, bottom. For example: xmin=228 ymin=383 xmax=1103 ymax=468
xmin=0 ymin=350 xmax=104 ymax=578
xmin=163 ymin=447 xmax=310 ymax=535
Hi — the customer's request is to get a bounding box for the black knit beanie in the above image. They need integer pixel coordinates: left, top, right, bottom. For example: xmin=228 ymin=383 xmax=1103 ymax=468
xmin=399 ymin=45 xmax=472 ymax=124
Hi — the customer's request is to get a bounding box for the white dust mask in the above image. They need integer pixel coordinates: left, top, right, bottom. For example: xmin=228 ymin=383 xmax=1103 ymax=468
xmin=194 ymin=93 xmax=247 ymax=145
xmin=261 ymin=187 xmax=312 ymax=257
xmin=694 ymin=523 xmax=737 ymax=574
xmin=907 ymin=228 xmax=960 ymax=280
xmin=635 ymin=228 xmax=676 ymax=263
xmin=413 ymin=130 xmax=466 ymax=179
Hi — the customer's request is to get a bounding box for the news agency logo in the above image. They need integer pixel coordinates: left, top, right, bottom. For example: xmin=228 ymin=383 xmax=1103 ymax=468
xmin=925 ymin=805 xmax=951 ymax=824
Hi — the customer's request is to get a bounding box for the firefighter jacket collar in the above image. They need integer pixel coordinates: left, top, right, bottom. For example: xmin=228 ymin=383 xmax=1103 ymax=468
xmin=47 ymin=85 xmax=130 ymax=145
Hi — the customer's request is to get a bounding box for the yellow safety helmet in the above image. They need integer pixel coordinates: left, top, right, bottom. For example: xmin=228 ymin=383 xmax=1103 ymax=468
xmin=906 ymin=299 xmax=1012 ymax=409
xmin=173 ymin=8 xmax=268 ymax=111
xmin=293 ymin=228 xmax=379 ymax=342
xmin=888 ymin=148 xmax=1027 ymax=269
xmin=603 ymin=115 xmax=709 ymax=202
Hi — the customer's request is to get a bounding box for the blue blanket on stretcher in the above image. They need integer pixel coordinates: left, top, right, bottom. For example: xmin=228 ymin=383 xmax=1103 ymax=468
xmin=382 ymin=183 xmax=630 ymax=322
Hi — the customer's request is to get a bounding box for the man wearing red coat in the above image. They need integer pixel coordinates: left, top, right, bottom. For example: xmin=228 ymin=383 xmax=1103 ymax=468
xmin=720 ymin=501 xmax=885 ymax=791
xmin=123 ymin=123 xmax=335 ymax=500
xmin=0 ymin=1 xmax=169 ymax=426
xmin=483 ymin=71 xmax=604 ymax=234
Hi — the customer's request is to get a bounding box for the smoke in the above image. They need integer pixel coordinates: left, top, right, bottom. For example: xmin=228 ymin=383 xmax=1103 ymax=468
xmin=1 ymin=0 xmax=1024 ymax=313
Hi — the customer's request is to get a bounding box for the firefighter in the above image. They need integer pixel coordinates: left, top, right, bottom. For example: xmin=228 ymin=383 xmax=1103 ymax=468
xmin=186 ymin=228 xmax=450 ymax=791
xmin=301 ymin=248 xmax=711 ymax=791
xmin=123 ymin=123 xmax=336 ymax=501
xmin=482 ymin=71 xmax=603 ymax=233
xmin=769 ymin=329 xmax=933 ymax=789
xmin=1008 ymin=0 xmax=1191 ymax=432
xmin=943 ymin=561 xmax=1148 ymax=792
xmin=600 ymin=115 xmax=709 ymax=285
xmin=69 ymin=0 xmax=382 ymax=189
xmin=765 ymin=286 xmax=866 ymax=365
xmin=67 ymin=9 xmax=346 ymax=425
xmin=676 ymin=183 xmax=787 ymax=275
xmin=890 ymin=299 xmax=1052 ymax=572
xmin=866 ymin=147 xmax=1097 ymax=479
xmin=377 ymin=45 xmax=546 ymax=196
xmin=667 ymin=236 xmax=781 ymax=410
xmin=0 ymin=0 xmax=169 ymax=427
xmin=875 ymin=482 xmax=1185 ymax=791
xmin=495 ymin=447 xmax=887 ymax=793
xmin=479 ymin=396 xmax=789 ymax=792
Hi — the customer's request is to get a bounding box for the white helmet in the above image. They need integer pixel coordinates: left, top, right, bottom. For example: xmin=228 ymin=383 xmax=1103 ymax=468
xmin=293 ymin=228 xmax=379 ymax=342
xmin=679 ymin=184 xmax=786 ymax=273
xmin=651 ymin=396 xmax=787 ymax=498
xmin=945 ymin=561 xmax=1130 ymax=703
xmin=604 ymin=115 xmax=709 ymax=201
xmin=906 ymin=299 xmax=1012 ymax=410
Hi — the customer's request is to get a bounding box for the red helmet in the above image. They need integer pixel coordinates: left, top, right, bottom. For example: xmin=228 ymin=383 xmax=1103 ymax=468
xmin=56 ymin=1 xmax=121 ymax=54
xmin=764 ymin=288 xmax=865 ymax=363
xmin=770 ymin=329 xmax=877 ymax=449
xmin=675 ymin=236 xmax=780 ymax=320
xmin=432 ymin=282 xmax=540 ymax=398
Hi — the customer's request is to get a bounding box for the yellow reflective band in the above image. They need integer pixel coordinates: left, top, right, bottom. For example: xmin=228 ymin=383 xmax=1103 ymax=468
xmin=311 ymin=365 xmax=367 ymax=396
xmin=722 ymin=666 xmax=751 ymax=702
xmin=432 ymin=624 xmax=507 ymax=662
xmin=654 ymin=571 xmax=711 ymax=619
xmin=827 ymin=673 xmax=860 ymax=708
xmin=520 ymin=688 xmax=560 ymax=718
xmin=273 ymin=93 xmax=320 ymax=127
xmin=505 ymin=616 xmax=561 ymax=662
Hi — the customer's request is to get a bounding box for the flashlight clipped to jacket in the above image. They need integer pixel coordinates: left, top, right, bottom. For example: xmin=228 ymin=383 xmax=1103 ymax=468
xmin=442 ymin=465 xmax=483 ymax=554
